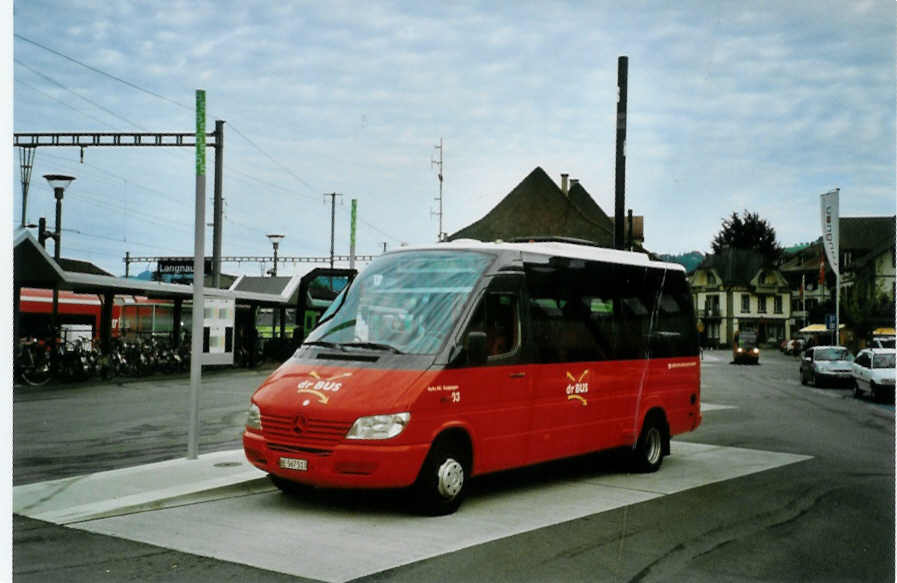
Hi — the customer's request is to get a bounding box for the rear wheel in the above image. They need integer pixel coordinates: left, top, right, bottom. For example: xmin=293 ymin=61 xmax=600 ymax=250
xmin=800 ymin=370 xmax=807 ymax=386
xmin=631 ymin=414 xmax=667 ymax=473
xmin=412 ymin=439 xmax=470 ymax=515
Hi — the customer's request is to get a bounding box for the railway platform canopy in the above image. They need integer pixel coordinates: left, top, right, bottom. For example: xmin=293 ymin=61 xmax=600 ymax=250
xmin=14 ymin=228 xmax=300 ymax=351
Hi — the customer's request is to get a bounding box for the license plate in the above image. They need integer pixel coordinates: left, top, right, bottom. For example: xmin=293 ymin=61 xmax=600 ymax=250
xmin=279 ymin=457 xmax=308 ymax=471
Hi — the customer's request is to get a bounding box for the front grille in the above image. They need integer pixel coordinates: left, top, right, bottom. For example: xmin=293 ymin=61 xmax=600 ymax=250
xmin=268 ymin=443 xmax=333 ymax=457
xmin=261 ymin=413 xmax=352 ymax=447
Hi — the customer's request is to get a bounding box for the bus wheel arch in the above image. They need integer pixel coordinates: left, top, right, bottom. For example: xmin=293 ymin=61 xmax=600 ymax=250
xmin=412 ymin=427 xmax=473 ymax=516
xmin=632 ymin=408 xmax=669 ymax=473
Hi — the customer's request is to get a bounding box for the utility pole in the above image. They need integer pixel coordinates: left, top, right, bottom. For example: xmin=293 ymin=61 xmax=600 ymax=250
xmin=324 ymin=192 xmax=343 ymax=269
xmin=431 ymin=138 xmax=445 ymax=241
xmin=614 ymin=56 xmax=628 ymax=251
xmin=212 ymin=120 xmax=225 ymax=288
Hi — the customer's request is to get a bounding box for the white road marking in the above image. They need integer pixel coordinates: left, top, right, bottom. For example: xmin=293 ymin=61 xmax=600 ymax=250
xmin=701 ymin=402 xmax=737 ymax=412
xmin=68 ymin=442 xmax=810 ymax=583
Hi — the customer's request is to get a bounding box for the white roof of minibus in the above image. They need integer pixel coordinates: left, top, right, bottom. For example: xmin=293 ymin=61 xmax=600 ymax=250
xmin=390 ymin=239 xmax=685 ymax=272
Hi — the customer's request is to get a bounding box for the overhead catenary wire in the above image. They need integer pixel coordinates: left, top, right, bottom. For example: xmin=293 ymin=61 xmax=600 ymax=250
xmin=15 ymin=34 xmax=410 ymax=257
xmin=15 ymin=34 xmax=194 ymax=112
xmin=15 ymin=59 xmax=149 ymax=131
xmin=15 ymin=77 xmax=117 ymax=129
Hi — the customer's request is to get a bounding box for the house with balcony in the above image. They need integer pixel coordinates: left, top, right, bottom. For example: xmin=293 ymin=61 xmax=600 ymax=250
xmin=689 ymin=249 xmax=791 ymax=348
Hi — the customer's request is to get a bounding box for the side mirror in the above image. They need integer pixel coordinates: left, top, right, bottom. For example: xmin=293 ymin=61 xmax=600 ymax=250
xmin=466 ymin=331 xmax=488 ymax=366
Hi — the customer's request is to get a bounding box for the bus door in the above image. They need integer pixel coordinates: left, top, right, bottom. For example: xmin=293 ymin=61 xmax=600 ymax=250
xmin=455 ymin=273 xmax=531 ymax=474
xmin=524 ymin=260 xmax=622 ymax=463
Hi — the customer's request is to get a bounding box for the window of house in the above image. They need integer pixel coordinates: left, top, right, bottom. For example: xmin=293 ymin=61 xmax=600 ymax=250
xmin=774 ymin=295 xmax=783 ymax=314
xmin=706 ymin=272 xmax=716 ymax=285
xmin=741 ymin=294 xmax=750 ymax=313
xmin=758 ymin=296 xmax=767 ymax=314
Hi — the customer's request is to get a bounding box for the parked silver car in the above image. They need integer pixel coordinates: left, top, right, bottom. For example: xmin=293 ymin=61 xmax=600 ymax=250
xmin=800 ymin=346 xmax=854 ymax=387
xmin=852 ymin=348 xmax=896 ymax=402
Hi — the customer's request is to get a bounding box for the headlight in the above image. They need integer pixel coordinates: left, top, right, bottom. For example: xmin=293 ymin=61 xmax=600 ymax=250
xmin=346 ymin=412 xmax=410 ymax=440
xmin=246 ymin=403 xmax=262 ymax=431
xmin=737 ymin=348 xmax=744 ymax=353
xmin=752 ymin=348 xmax=759 ymax=354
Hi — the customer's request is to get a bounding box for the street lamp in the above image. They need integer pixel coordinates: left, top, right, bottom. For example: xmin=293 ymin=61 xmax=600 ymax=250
xmin=266 ymin=234 xmax=285 ymax=343
xmin=266 ymin=234 xmax=284 ymax=276
xmin=43 ymin=173 xmax=75 ymax=349
xmin=43 ymin=174 xmax=75 ymax=261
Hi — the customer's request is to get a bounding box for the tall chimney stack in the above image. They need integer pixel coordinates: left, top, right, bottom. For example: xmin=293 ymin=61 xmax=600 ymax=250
xmin=561 ymin=173 xmax=569 ymax=196
xmin=614 ymin=55 xmax=628 ymax=250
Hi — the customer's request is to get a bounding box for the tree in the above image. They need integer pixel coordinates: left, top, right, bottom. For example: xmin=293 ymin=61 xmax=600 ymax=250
xmin=711 ymin=210 xmax=782 ymax=264
xmin=841 ymin=266 xmax=895 ymax=349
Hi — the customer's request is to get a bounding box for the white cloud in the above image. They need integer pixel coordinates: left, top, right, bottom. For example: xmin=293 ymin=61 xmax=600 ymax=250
xmin=11 ymin=1 xmax=895 ymax=274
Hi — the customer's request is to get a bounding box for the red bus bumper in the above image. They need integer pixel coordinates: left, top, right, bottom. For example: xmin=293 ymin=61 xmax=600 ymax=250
xmin=243 ymin=430 xmax=429 ymax=489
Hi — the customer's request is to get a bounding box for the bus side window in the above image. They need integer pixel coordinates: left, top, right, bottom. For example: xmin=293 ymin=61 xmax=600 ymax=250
xmin=653 ymin=272 xmax=698 ymax=357
xmin=467 ymin=292 xmax=520 ymax=360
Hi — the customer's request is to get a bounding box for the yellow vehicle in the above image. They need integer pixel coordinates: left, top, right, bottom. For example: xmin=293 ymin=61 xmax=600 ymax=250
xmin=732 ymin=330 xmax=760 ymax=364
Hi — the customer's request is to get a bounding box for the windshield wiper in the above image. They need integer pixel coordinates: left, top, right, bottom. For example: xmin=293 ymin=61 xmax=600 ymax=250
xmin=341 ymin=342 xmax=404 ymax=354
xmin=301 ymin=340 xmax=345 ymax=351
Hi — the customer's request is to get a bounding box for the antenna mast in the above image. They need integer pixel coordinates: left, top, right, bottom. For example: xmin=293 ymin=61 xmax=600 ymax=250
xmin=431 ymin=138 xmax=445 ymax=241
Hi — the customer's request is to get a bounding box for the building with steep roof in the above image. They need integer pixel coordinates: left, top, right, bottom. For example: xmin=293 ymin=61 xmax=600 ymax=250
xmin=447 ymin=167 xmax=618 ymax=246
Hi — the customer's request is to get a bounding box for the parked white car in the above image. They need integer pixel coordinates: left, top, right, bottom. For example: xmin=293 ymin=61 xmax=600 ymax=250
xmin=800 ymin=346 xmax=854 ymax=387
xmin=852 ymin=348 xmax=896 ymax=402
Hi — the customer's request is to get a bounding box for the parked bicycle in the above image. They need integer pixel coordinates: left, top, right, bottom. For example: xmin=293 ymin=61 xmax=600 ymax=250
xmin=15 ymin=337 xmax=53 ymax=386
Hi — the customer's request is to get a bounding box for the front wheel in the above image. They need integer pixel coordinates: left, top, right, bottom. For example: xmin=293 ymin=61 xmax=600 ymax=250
xmin=631 ymin=415 xmax=666 ymax=473
xmin=412 ymin=440 xmax=469 ymax=516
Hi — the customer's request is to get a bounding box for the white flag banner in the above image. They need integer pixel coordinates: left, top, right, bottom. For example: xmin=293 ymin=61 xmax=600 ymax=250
xmin=820 ymin=189 xmax=840 ymax=277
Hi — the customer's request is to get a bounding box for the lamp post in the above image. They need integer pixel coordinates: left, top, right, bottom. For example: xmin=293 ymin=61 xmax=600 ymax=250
xmin=43 ymin=174 xmax=75 ymax=348
xmin=267 ymin=233 xmax=284 ymax=276
xmin=266 ymin=234 xmax=284 ymax=343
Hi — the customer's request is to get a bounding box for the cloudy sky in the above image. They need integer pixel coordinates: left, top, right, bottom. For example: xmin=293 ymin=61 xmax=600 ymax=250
xmin=12 ymin=0 xmax=896 ymax=276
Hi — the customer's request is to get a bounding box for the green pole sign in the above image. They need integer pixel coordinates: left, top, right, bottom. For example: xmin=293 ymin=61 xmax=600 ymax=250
xmin=351 ymin=199 xmax=357 ymax=249
xmin=195 ymin=90 xmax=206 ymax=176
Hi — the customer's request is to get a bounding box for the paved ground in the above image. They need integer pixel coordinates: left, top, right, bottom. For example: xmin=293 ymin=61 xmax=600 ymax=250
xmin=10 ymin=349 xmax=896 ymax=582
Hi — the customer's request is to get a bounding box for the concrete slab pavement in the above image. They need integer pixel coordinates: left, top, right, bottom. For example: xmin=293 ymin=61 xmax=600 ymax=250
xmin=13 ymin=449 xmax=271 ymax=524
xmin=68 ymin=441 xmax=811 ymax=583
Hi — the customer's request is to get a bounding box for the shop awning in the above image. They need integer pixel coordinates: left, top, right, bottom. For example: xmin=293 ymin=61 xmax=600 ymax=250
xmin=799 ymin=323 xmax=845 ymax=333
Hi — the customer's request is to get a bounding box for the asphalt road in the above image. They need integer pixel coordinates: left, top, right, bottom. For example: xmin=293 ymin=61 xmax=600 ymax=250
xmin=11 ymin=350 xmax=896 ymax=582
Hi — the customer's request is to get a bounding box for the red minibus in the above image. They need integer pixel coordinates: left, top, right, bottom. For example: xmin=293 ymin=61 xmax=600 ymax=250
xmin=243 ymin=240 xmax=701 ymax=514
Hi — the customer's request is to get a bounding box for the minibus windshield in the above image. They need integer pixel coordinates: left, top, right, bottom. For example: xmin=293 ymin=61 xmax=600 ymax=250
xmin=303 ymin=250 xmax=493 ymax=354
